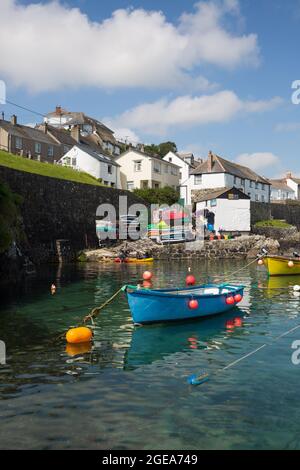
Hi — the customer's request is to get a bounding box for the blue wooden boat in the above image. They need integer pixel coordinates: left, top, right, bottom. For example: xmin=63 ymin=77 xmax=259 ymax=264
xmin=125 ymin=283 xmax=244 ymax=324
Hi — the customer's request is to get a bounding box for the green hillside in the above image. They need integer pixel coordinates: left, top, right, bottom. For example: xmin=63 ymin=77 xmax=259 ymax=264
xmin=0 ymin=151 xmax=103 ymax=186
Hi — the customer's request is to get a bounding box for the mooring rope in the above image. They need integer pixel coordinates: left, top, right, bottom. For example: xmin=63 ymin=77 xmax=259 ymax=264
xmin=189 ymin=321 xmax=300 ymax=385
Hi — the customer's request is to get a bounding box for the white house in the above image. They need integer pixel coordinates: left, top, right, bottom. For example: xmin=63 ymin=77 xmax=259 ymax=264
xmin=270 ymin=173 xmax=300 ymax=201
xmin=190 ymin=152 xmax=271 ymax=204
xmin=59 ymin=144 xmax=121 ymax=188
xmin=194 ymin=187 xmax=251 ymax=234
xmin=115 ymin=148 xmax=180 ymax=191
xmin=163 ymin=151 xmax=202 ymax=204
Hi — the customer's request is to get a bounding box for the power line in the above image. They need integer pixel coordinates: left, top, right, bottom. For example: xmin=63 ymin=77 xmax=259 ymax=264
xmin=4 ymin=100 xmax=45 ymax=118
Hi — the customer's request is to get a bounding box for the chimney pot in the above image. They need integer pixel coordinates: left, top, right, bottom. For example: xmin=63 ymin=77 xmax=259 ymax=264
xmin=11 ymin=114 xmax=17 ymax=125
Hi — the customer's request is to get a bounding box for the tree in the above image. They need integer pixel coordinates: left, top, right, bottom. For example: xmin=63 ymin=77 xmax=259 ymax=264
xmin=144 ymin=141 xmax=177 ymax=158
xmin=133 ymin=186 xmax=179 ymax=206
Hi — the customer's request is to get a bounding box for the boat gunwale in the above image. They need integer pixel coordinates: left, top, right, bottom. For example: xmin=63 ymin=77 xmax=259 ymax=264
xmin=264 ymin=255 xmax=300 ymax=263
xmin=127 ymin=283 xmax=244 ymax=300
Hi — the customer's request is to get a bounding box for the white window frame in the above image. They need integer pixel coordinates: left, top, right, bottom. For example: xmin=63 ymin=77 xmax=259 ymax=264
xmin=194 ymin=175 xmax=202 ymax=185
xmin=15 ymin=137 xmax=22 ymax=150
xmin=35 ymin=142 xmax=42 ymax=154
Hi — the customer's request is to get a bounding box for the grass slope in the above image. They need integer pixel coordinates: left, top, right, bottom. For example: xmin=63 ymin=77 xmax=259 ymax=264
xmin=0 ymin=150 xmax=102 ymax=186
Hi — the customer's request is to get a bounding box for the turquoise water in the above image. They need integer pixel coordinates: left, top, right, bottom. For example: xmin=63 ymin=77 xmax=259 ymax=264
xmin=0 ymin=259 xmax=300 ymax=450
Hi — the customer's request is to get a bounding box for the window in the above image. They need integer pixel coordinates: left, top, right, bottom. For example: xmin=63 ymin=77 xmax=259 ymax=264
xmin=171 ymin=167 xmax=177 ymax=176
xmin=164 ymin=165 xmax=169 ymax=173
xmin=210 ymin=199 xmax=217 ymax=207
xmin=48 ymin=145 xmax=54 ymax=157
xmin=15 ymin=137 xmax=22 ymax=149
xmin=255 ymin=182 xmax=259 ymax=189
xmin=127 ymin=181 xmax=134 ymax=190
xmin=35 ymin=142 xmax=41 ymax=154
xmin=250 ymin=181 xmax=253 ymax=188
xmin=134 ymin=160 xmax=142 ymax=172
xmin=255 ymin=194 xmax=259 ymax=201
xmin=153 ymin=162 xmax=161 ymax=173
xmin=262 ymin=184 xmax=265 ymax=190
xmin=108 ymin=164 xmax=112 ymax=174
xmin=154 ymin=183 xmax=160 ymax=189
xmin=261 ymin=195 xmax=265 ymax=202
xmin=241 ymin=178 xmax=245 ymax=187
xmin=71 ymin=158 xmax=77 ymax=166
xmin=234 ymin=176 xmax=238 ymax=184
xmin=63 ymin=156 xmax=71 ymax=165
xmin=169 ymin=157 xmax=172 ymax=162
xmin=194 ymin=175 xmax=202 ymax=185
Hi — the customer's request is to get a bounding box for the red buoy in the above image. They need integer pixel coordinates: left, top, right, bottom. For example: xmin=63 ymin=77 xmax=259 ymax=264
xmin=142 ymin=280 xmax=152 ymax=289
xmin=188 ymin=299 xmax=199 ymax=309
xmin=143 ymin=271 xmax=153 ymax=281
xmin=234 ymin=293 xmax=243 ymax=303
xmin=186 ymin=274 xmax=196 ymax=286
xmin=226 ymin=296 xmax=235 ymax=305
xmin=234 ymin=317 xmax=243 ymax=327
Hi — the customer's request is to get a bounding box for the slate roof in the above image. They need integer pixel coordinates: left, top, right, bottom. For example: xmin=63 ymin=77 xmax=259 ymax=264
xmin=0 ymin=120 xmax=59 ymax=145
xmin=191 ymin=153 xmax=270 ymax=185
xmin=269 ymin=179 xmax=295 ymax=192
xmin=71 ymin=144 xmax=120 ymax=167
xmin=191 ymin=186 xmax=250 ymax=203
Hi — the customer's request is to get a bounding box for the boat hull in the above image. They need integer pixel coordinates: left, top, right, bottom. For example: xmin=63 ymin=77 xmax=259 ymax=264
xmin=115 ymin=257 xmax=154 ymax=263
xmin=263 ymin=256 xmax=300 ymax=276
xmin=126 ymin=284 xmax=244 ymax=324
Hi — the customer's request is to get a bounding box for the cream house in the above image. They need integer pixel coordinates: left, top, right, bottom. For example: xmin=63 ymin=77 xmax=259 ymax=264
xmin=115 ymin=148 xmax=180 ymax=191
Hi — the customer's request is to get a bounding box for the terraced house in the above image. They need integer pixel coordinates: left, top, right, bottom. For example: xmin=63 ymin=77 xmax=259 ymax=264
xmin=0 ymin=115 xmax=62 ymax=162
xmin=190 ymin=151 xmax=271 ymax=205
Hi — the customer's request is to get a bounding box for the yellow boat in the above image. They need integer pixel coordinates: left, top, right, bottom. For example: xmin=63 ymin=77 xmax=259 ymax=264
xmin=125 ymin=257 xmax=154 ymax=263
xmin=263 ymin=256 xmax=300 ymax=276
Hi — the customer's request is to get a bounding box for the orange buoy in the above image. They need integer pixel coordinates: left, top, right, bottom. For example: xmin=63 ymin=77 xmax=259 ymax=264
xmin=188 ymin=299 xmax=199 ymax=309
xmin=51 ymin=283 xmax=56 ymax=294
xmin=226 ymin=296 xmax=235 ymax=305
xmin=258 ymin=259 xmax=264 ymax=266
xmin=66 ymin=342 xmax=92 ymax=357
xmin=288 ymin=261 xmax=294 ymax=268
xmin=66 ymin=327 xmax=92 ymax=344
xmin=143 ymin=271 xmax=153 ymax=281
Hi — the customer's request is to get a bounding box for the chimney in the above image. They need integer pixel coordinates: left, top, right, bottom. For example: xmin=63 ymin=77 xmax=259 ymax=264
xmin=56 ymin=106 xmax=62 ymax=115
xmin=286 ymin=172 xmax=292 ymax=180
xmin=42 ymin=122 xmax=48 ymax=134
xmin=207 ymin=151 xmax=213 ymax=172
xmin=71 ymin=125 xmax=80 ymax=142
xmin=1 ymin=112 xmax=4 ymax=120
xmin=11 ymin=115 xmax=17 ymax=125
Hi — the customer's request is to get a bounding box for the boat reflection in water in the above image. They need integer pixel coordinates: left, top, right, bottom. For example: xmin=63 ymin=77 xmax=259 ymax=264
xmin=258 ymin=275 xmax=300 ymax=299
xmin=124 ymin=309 xmax=245 ymax=370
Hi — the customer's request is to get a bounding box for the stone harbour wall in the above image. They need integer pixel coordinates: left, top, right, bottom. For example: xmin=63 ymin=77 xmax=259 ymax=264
xmin=0 ymin=165 xmax=145 ymax=265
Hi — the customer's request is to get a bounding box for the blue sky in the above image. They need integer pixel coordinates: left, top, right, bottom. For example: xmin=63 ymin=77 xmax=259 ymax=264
xmin=1 ymin=0 xmax=300 ymax=177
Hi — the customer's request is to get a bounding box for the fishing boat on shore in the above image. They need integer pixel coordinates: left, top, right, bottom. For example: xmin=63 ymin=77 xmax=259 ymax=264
xmin=263 ymin=255 xmax=300 ymax=276
xmin=124 ymin=283 xmax=244 ymax=324
xmin=115 ymin=257 xmax=154 ymax=263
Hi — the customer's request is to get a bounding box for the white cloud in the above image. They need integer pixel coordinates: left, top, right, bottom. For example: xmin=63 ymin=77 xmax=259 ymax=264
xmin=0 ymin=0 xmax=259 ymax=92
xmin=111 ymin=127 xmax=140 ymax=145
xmin=236 ymin=152 xmax=281 ymax=172
xmin=106 ymin=91 xmax=282 ymax=135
